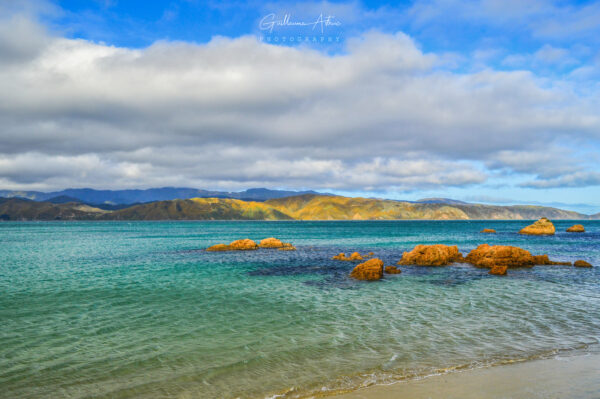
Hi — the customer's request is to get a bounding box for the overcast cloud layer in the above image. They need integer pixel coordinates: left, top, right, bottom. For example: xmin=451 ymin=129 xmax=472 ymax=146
xmin=1 ymin=5 xmax=599 ymax=204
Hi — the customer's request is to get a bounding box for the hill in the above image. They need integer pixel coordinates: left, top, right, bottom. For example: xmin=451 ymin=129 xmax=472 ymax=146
xmin=1 ymin=194 xmax=595 ymax=221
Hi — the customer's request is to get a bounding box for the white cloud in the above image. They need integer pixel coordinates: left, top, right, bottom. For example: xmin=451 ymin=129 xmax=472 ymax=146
xmin=0 ymin=13 xmax=599 ymax=192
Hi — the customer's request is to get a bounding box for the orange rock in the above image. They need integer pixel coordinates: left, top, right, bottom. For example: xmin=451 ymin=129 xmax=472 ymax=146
xmin=350 ymin=258 xmax=384 ymax=280
xmin=259 ymin=237 xmax=284 ymax=248
xmin=481 ymin=228 xmax=496 ymax=233
xmin=278 ymin=242 xmax=296 ymax=251
xmin=385 ymin=265 xmax=401 ymax=274
xmin=206 ymin=243 xmax=230 ymax=252
xmin=332 ymin=253 xmax=347 ymax=260
xmin=574 ymin=260 xmax=592 ymax=267
xmin=228 ymin=239 xmax=259 ymax=250
xmin=489 ymin=265 xmax=507 ymax=275
xmin=349 ymin=252 xmax=364 ymax=261
xmin=465 ymin=244 xmax=534 ymax=268
xmin=533 ymin=254 xmax=571 ymax=266
xmin=519 ymin=217 xmax=555 ymax=235
xmin=397 ymin=244 xmax=463 ymax=266
xmin=566 ymin=224 xmax=585 ymax=233
xmin=367 ymin=252 xmax=374 ymax=257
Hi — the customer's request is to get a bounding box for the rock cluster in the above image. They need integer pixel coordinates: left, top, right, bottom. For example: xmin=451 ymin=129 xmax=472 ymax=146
xmin=465 ymin=244 xmax=534 ymax=268
xmin=332 ymin=252 xmax=364 ymax=261
xmin=566 ymin=224 xmax=585 ymax=233
xmin=519 ymin=217 xmax=555 ymax=235
xmin=532 ymin=255 xmax=571 ymax=266
xmin=481 ymin=228 xmax=496 ymax=233
xmin=207 ymin=237 xmax=295 ymax=251
xmin=350 ymin=258 xmax=384 ymax=280
xmin=397 ymin=244 xmax=464 ymax=266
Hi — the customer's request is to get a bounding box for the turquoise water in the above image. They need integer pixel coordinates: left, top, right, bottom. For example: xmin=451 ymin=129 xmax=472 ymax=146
xmin=1 ymin=220 xmax=599 ymax=398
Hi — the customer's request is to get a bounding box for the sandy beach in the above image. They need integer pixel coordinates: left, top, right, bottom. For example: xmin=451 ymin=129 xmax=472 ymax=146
xmin=333 ymin=353 xmax=600 ymax=399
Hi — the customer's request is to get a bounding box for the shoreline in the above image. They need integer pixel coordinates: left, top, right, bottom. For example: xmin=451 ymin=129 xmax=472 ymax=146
xmin=326 ymin=352 xmax=600 ymax=399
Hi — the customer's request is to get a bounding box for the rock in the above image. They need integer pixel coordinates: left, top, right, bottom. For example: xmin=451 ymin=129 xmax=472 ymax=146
xmin=206 ymin=238 xmax=259 ymax=251
xmin=350 ymin=258 xmax=384 ymax=280
xmin=206 ymin=243 xmax=231 ymax=252
xmin=259 ymin=237 xmax=284 ymax=248
xmin=385 ymin=265 xmax=401 ymax=274
xmin=489 ymin=265 xmax=508 ymax=275
xmin=465 ymin=244 xmax=534 ymax=268
xmin=349 ymin=252 xmax=364 ymax=261
xmin=366 ymin=252 xmax=374 ymax=257
xmin=533 ymin=254 xmax=571 ymax=266
xmin=397 ymin=244 xmax=463 ymax=266
xmin=566 ymin=224 xmax=585 ymax=233
xmin=278 ymin=242 xmax=296 ymax=251
xmin=519 ymin=217 xmax=555 ymax=235
xmin=574 ymin=260 xmax=592 ymax=267
xmin=229 ymin=239 xmax=259 ymax=250
xmin=333 ymin=252 xmax=364 ymax=261
xmin=481 ymin=228 xmax=496 ymax=233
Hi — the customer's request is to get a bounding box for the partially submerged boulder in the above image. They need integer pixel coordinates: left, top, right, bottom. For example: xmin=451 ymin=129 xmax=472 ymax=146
xmin=465 ymin=244 xmax=534 ymax=268
xmin=489 ymin=265 xmax=507 ymax=275
xmin=566 ymin=224 xmax=585 ymax=233
xmin=533 ymin=254 xmax=571 ymax=266
xmin=350 ymin=258 xmax=384 ymax=280
xmin=385 ymin=265 xmax=401 ymax=274
xmin=574 ymin=260 xmax=592 ymax=268
xmin=519 ymin=218 xmax=555 ymax=235
xmin=332 ymin=252 xmax=364 ymax=261
xmin=206 ymin=239 xmax=259 ymax=251
xmin=397 ymin=244 xmax=463 ymax=266
xmin=481 ymin=228 xmax=496 ymax=233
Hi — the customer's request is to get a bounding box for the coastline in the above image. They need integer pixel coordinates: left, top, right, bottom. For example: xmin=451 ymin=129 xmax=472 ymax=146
xmin=328 ymin=352 xmax=600 ymax=399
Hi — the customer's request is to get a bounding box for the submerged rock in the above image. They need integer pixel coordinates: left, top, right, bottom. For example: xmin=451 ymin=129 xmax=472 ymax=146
xmin=206 ymin=239 xmax=259 ymax=251
xmin=385 ymin=265 xmax=401 ymax=274
xmin=278 ymin=242 xmax=297 ymax=251
xmin=566 ymin=224 xmax=585 ymax=233
xmin=350 ymin=258 xmax=384 ymax=280
xmin=481 ymin=228 xmax=496 ymax=233
xmin=489 ymin=265 xmax=508 ymax=275
xmin=465 ymin=244 xmax=534 ymax=268
xmin=397 ymin=244 xmax=464 ymax=266
xmin=574 ymin=260 xmax=592 ymax=267
xmin=519 ymin=217 xmax=555 ymax=235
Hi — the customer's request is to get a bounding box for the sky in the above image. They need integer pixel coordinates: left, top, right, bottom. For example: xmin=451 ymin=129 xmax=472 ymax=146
xmin=0 ymin=0 xmax=599 ymax=213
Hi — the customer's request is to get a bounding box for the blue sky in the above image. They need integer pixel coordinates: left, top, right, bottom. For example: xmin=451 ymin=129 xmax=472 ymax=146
xmin=1 ymin=0 xmax=599 ymax=212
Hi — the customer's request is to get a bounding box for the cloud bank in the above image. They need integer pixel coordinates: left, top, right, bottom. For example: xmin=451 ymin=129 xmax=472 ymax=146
xmin=0 ymin=11 xmax=599 ymax=193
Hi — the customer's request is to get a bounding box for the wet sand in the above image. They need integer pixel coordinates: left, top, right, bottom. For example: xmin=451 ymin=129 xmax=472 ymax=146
xmin=333 ymin=354 xmax=600 ymax=399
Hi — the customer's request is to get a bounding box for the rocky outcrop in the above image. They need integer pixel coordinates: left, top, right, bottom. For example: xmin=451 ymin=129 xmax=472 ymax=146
xmin=397 ymin=244 xmax=464 ymax=266
xmin=206 ymin=239 xmax=259 ymax=251
xmin=465 ymin=244 xmax=534 ymax=268
xmin=350 ymin=258 xmax=384 ymax=280
xmin=489 ymin=265 xmax=507 ymax=275
xmin=385 ymin=265 xmax=401 ymax=274
xmin=566 ymin=224 xmax=585 ymax=233
xmin=481 ymin=228 xmax=496 ymax=233
xmin=519 ymin=217 xmax=555 ymax=235
xmin=574 ymin=260 xmax=592 ymax=267
xmin=259 ymin=237 xmax=284 ymax=248
xmin=532 ymin=255 xmax=571 ymax=266
xmin=332 ymin=252 xmax=364 ymax=261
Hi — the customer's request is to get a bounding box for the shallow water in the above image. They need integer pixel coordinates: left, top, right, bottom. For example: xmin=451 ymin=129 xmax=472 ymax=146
xmin=1 ymin=220 xmax=599 ymax=398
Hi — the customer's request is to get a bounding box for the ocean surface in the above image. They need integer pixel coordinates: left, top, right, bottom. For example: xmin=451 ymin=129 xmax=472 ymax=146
xmin=1 ymin=220 xmax=599 ymax=399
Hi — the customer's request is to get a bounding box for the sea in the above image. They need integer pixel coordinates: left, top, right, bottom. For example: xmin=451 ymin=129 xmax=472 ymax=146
xmin=1 ymin=220 xmax=599 ymax=398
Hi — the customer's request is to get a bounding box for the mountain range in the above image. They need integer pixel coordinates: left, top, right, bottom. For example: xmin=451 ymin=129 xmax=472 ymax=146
xmin=1 ymin=193 xmax=597 ymax=221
